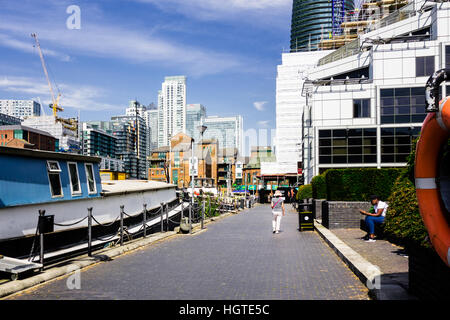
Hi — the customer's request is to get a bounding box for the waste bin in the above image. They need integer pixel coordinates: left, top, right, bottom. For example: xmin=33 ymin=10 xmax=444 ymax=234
xmin=298 ymin=211 xmax=314 ymax=231
xmin=297 ymin=202 xmax=313 ymax=232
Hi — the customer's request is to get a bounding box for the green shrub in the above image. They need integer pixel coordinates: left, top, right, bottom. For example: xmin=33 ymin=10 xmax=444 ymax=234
xmin=383 ymin=175 xmax=430 ymax=248
xmin=325 ymin=168 xmax=403 ymax=201
xmin=311 ymin=174 xmax=327 ymax=199
xmin=296 ymin=184 xmax=312 ymax=201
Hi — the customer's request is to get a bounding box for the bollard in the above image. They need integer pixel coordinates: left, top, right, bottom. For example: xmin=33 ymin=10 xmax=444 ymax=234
xmin=201 ymin=199 xmax=205 ymax=229
xmin=160 ymin=202 xmax=164 ymax=233
xmin=88 ymin=207 xmax=93 ymax=257
xmin=143 ymin=204 xmax=147 ymax=238
xmin=38 ymin=210 xmax=45 ymax=271
xmin=120 ymin=205 xmax=124 ymax=246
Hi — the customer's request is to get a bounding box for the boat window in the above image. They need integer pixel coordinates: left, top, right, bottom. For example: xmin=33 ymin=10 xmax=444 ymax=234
xmin=46 ymin=160 xmax=63 ymax=197
xmin=67 ymin=162 xmax=81 ymax=195
xmin=47 ymin=160 xmax=61 ymax=172
xmin=85 ymin=163 xmax=96 ymax=194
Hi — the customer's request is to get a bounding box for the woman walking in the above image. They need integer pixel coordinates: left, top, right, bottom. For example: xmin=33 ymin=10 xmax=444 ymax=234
xmin=271 ymin=190 xmax=285 ymax=234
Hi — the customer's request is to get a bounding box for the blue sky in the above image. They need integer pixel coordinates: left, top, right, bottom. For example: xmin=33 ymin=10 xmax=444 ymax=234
xmin=0 ymin=0 xmax=292 ymax=148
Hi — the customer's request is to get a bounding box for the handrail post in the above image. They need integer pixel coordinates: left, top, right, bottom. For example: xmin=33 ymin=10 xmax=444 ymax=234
xmin=201 ymin=198 xmax=205 ymax=229
xmin=38 ymin=209 xmax=45 ymax=271
xmin=120 ymin=205 xmax=124 ymax=246
xmin=160 ymin=202 xmax=164 ymax=233
xmin=180 ymin=201 xmax=184 ymax=221
xmin=166 ymin=203 xmax=169 ymax=232
xmin=189 ymin=201 xmax=192 ymax=234
xmin=143 ymin=204 xmax=147 ymax=238
xmin=88 ymin=207 xmax=93 ymax=257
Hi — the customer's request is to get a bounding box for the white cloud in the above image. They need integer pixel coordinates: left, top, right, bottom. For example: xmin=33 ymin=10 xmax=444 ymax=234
xmin=0 ymin=33 xmax=71 ymax=62
xmin=257 ymin=120 xmax=270 ymax=127
xmin=134 ymin=0 xmax=291 ymax=27
xmin=253 ymin=101 xmax=267 ymax=111
xmin=0 ymin=76 xmax=122 ymax=111
xmin=0 ymin=8 xmax=246 ymax=77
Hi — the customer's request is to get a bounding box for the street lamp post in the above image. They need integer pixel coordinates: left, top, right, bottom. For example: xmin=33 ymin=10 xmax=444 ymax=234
xmin=197 ymin=125 xmax=207 ymax=189
xmin=190 ymin=137 xmax=195 ymax=234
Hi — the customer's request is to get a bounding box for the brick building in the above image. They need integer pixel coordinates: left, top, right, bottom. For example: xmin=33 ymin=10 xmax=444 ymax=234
xmin=0 ymin=125 xmax=57 ymax=151
xmin=148 ymin=133 xmax=219 ymax=188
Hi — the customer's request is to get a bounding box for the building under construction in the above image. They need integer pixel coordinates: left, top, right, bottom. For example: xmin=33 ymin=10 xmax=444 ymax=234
xmin=318 ymin=0 xmax=410 ymax=50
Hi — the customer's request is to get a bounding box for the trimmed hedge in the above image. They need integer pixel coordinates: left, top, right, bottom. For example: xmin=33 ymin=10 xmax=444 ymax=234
xmin=325 ymin=168 xmax=403 ymax=201
xmin=384 ymin=175 xmax=430 ymax=248
xmin=296 ymin=184 xmax=312 ymax=201
xmin=311 ymin=174 xmax=327 ymax=199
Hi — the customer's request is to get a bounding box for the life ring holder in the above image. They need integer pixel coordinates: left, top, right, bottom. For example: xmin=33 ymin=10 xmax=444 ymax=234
xmin=416 ymin=69 xmax=450 ymax=267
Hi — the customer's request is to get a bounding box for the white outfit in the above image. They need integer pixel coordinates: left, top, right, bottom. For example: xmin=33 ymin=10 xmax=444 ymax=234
xmin=374 ymin=200 xmax=388 ymax=217
xmin=272 ymin=212 xmax=282 ymax=232
xmin=271 ymin=196 xmax=284 ymax=232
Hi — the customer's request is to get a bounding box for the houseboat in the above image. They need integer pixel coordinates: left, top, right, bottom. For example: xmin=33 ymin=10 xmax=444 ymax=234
xmin=0 ymin=146 xmax=182 ymax=260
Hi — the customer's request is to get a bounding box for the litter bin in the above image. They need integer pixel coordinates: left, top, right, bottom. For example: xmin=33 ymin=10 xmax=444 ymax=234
xmin=297 ymin=202 xmax=313 ymax=232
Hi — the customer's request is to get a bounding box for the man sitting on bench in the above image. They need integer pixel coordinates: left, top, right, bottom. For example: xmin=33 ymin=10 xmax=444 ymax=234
xmin=359 ymin=195 xmax=388 ymax=243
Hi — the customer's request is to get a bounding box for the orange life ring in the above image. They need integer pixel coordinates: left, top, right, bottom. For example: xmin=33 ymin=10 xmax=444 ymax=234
xmin=415 ymin=97 xmax=450 ymax=267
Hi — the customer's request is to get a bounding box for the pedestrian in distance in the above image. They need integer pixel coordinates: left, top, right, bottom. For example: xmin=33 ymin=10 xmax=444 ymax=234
xmin=359 ymin=194 xmax=388 ymax=242
xmin=271 ymin=190 xmax=285 ymax=234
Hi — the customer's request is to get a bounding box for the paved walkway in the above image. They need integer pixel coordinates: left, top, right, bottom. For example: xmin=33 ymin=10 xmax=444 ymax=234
xmin=330 ymin=228 xmax=414 ymax=299
xmin=331 ymin=229 xmax=408 ymax=275
xmin=8 ymin=205 xmax=369 ymax=300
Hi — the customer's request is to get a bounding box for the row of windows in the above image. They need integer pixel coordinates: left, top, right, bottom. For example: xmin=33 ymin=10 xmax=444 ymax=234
xmin=380 ymin=87 xmax=427 ymax=124
xmin=46 ymin=161 xmax=96 ymax=198
xmin=318 ymin=127 xmax=420 ymax=165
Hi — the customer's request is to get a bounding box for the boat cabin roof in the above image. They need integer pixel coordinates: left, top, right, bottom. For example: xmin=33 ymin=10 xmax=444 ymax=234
xmin=0 ymin=146 xmax=101 ymax=163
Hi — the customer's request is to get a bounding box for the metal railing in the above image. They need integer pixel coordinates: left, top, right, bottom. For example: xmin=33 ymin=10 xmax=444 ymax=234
xmin=27 ymin=194 xmax=254 ymax=271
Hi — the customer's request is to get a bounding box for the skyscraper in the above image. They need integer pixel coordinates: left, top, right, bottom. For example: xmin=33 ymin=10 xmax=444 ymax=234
xmin=186 ymin=104 xmax=206 ymax=142
xmin=144 ymin=104 xmax=158 ymax=153
xmin=290 ymin=0 xmax=354 ymax=52
xmin=111 ymin=115 xmax=147 ymax=179
xmin=203 ymin=115 xmax=243 ymax=156
xmin=157 ymin=76 xmax=187 ymax=147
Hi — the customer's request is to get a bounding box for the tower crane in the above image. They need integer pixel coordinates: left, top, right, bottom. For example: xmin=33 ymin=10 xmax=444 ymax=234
xmin=31 ymin=33 xmax=63 ymax=117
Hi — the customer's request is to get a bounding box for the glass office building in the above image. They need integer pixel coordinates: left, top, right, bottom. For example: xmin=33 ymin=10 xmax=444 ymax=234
xmin=203 ymin=115 xmax=243 ymax=156
xmin=290 ymin=0 xmax=354 ymax=52
xmin=186 ymin=104 xmax=206 ymax=142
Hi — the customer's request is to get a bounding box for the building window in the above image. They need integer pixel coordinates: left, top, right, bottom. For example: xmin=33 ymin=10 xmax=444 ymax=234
xmin=353 ymin=99 xmax=370 ymax=118
xmin=416 ymin=56 xmax=435 ymax=77
xmin=85 ymin=163 xmax=97 ymax=194
xmin=67 ymin=162 xmax=81 ymax=195
xmin=381 ymin=127 xmax=421 ymax=163
xmin=380 ymin=87 xmax=427 ymax=124
xmin=318 ymin=128 xmax=377 ymax=164
xmin=47 ymin=160 xmax=63 ymax=197
xmin=446 ymin=46 xmax=450 ymax=69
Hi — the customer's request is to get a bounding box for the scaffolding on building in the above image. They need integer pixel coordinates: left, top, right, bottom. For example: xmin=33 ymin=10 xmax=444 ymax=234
xmin=319 ymin=0 xmax=411 ymax=50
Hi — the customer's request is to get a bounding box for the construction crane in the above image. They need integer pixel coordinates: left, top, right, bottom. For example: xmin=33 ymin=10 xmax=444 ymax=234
xmin=31 ymin=33 xmax=63 ymax=117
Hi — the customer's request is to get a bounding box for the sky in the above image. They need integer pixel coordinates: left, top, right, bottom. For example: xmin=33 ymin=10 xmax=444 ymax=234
xmin=0 ymin=0 xmax=292 ymax=150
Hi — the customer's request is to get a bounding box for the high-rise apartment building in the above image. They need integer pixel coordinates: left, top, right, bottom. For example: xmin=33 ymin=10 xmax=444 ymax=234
xmin=203 ymin=115 xmax=243 ymax=156
xmin=186 ymin=104 xmax=206 ymax=143
xmin=157 ymin=76 xmax=187 ymax=147
xmin=111 ymin=115 xmax=147 ymax=179
xmin=0 ymin=100 xmax=41 ymax=120
xmin=145 ymin=106 xmax=158 ymax=153
xmin=82 ymin=122 xmax=124 ymax=173
xmin=290 ymin=0 xmax=354 ymax=52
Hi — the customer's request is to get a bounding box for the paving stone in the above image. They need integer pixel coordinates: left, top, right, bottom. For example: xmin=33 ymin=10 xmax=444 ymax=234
xmin=9 ymin=205 xmax=369 ymax=300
